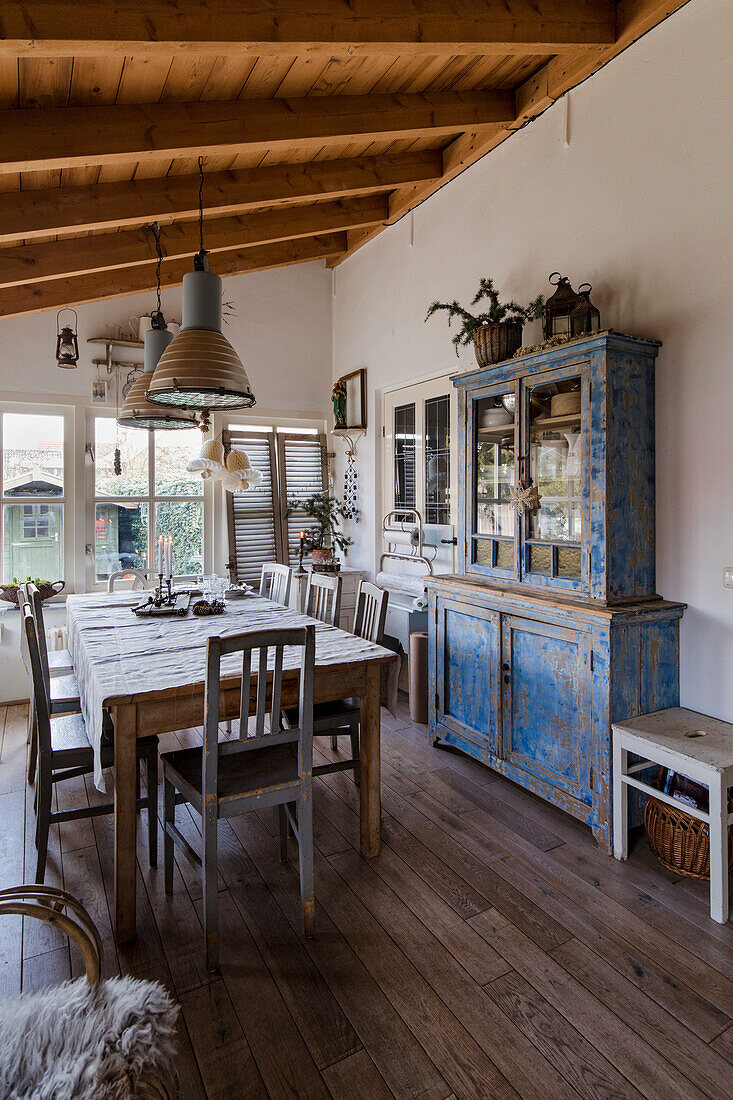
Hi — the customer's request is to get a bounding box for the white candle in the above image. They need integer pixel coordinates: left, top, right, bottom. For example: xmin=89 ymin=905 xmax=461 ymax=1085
xmin=157 ymin=535 xmax=163 ymax=575
xmin=165 ymin=537 xmax=172 ymax=578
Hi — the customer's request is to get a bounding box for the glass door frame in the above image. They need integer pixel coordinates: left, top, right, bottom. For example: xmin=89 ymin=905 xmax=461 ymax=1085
xmin=466 ymin=376 xmax=520 ymax=581
xmin=520 ymin=361 xmax=591 ymax=595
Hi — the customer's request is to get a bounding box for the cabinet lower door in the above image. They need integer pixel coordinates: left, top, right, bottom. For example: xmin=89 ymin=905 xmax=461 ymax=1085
xmin=435 ymin=598 xmax=499 ymax=758
xmin=501 ymin=615 xmax=592 ymax=803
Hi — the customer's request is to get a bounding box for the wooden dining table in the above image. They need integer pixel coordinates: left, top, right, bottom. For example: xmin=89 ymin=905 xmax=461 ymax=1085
xmin=66 ymin=591 xmax=399 ymax=943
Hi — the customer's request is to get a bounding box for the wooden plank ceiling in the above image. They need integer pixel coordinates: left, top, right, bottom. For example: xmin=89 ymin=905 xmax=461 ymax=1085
xmin=0 ymin=1 xmax=691 ymax=317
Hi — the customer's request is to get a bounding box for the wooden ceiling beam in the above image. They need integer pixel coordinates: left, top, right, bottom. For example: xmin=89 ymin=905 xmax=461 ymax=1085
xmin=0 ymin=196 xmax=387 ymax=287
xmin=0 ymin=2 xmax=617 ymax=57
xmin=0 ymin=151 xmax=440 ymax=245
xmin=0 ymin=234 xmax=347 ymax=319
xmin=0 ymin=91 xmax=515 ymax=174
xmin=330 ymin=0 xmax=693 ymax=265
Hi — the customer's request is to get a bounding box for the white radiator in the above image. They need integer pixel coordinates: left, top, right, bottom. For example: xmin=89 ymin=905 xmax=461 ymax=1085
xmin=46 ymin=625 xmax=68 ymax=651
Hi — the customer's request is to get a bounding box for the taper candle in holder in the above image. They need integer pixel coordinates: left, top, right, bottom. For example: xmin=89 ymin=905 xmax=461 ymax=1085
xmin=296 ymin=530 xmax=307 ymax=575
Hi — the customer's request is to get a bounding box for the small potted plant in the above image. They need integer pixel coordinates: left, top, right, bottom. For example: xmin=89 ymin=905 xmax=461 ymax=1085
xmin=286 ymin=492 xmax=353 ymax=567
xmin=0 ymin=577 xmax=65 ymax=606
xmin=426 ymin=277 xmax=544 ymax=367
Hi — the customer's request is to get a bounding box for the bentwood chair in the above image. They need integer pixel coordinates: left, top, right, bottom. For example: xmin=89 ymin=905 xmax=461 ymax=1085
xmin=162 ymin=624 xmax=316 ymax=971
xmin=108 ymin=568 xmax=151 ymax=592
xmin=259 ymin=562 xmax=293 ymax=605
xmin=21 ymin=583 xmax=81 ymax=786
xmin=304 ymin=571 xmax=342 ymax=627
xmin=286 ymin=579 xmax=389 ymax=784
xmin=23 ymin=604 xmax=159 ymax=883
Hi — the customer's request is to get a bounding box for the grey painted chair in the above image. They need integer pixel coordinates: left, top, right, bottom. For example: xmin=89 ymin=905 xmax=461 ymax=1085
xmin=304 ymin=571 xmax=342 ymax=627
xmin=287 ymin=579 xmax=389 ymax=784
xmin=107 ymin=568 xmax=151 ymax=592
xmin=259 ymin=562 xmax=293 ymax=605
xmin=22 ymin=582 xmax=81 ymax=786
xmin=161 ymin=624 xmax=316 ymax=972
xmin=23 ymin=604 xmax=159 ymax=883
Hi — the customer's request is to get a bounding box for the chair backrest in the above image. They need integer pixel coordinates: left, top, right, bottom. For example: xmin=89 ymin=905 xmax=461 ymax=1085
xmin=25 ymin=583 xmax=52 ymax=694
xmin=22 ymin=604 xmax=52 ymax=767
xmin=259 ymin=562 xmax=292 ymax=605
xmin=354 ymin=580 xmax=389 ymax=645
xmin=107 ymin=569 xmax=150 ymax=592
xmin=304 ymin=572 xmax=342 ymax=627
xmin=202 ymin=624 xmax=315 ymax=799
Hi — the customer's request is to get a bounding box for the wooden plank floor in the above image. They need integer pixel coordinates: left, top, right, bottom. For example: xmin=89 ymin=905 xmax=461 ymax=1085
xmin=1 ymin=698 xmax=732 ymax=1098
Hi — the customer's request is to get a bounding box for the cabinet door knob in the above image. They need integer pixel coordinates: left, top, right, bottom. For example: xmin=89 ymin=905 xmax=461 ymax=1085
xmin=502 ymin=662 xmax=510 ymax=671
xmin=503 ymin=674 xmax=510 ymax=685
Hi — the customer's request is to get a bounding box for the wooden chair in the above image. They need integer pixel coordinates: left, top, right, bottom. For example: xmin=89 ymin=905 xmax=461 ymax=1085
xmin=286 ymin=579 xmax=389 ymax=784
xmin=108 ymin=568 xmax=151 ymax=592
xmin=259 ymin=562 xmax=293 ymax=605
xmin=162 ymin=624 xmax=316 ymax=972
xmin=23 ymin=603 xmax=159 ymax=883
xmin=304 ymin=571 xmax=342 ymax=627
xmin=21 ymin=582 xmax=81 ymax=786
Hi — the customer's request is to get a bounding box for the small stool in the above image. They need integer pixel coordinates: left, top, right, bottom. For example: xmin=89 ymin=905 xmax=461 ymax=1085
xmin=612 ymin=707 xmax=733 ymax=923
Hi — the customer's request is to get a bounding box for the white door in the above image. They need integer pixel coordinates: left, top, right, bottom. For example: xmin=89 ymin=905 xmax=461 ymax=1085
xmin=383 ymin=374 xmax=458 ymax=571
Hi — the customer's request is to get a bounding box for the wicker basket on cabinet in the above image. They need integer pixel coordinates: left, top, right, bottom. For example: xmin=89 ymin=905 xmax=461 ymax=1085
xmin=472 ymin=321 xmax=523 ymax=367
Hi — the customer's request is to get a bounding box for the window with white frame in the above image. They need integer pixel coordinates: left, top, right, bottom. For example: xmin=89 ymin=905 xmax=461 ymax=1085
xmin=1 ymin=410 xmax=68 ymax=585
xmin=92 ymin=416 xmax=205 ymax=581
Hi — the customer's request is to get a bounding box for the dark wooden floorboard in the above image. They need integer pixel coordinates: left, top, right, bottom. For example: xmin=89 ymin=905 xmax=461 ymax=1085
xmin=1 ymin=699 xmax=731 ymax=1099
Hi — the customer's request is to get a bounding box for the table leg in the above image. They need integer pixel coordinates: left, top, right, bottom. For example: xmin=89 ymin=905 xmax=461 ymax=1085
xmin=612 ymin=736 xmax=628 ymax=861
xmin=359 ymin=662 xmax=381 ymax=859
xmin=113 ymin=703 xmax=138 ymax=942
xmin=709 ymin=777 xmax=729 ymax=924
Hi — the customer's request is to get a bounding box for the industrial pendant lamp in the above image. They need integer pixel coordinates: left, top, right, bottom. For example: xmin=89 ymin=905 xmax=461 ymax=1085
xmin=146 ymin=158 xmax=256 ymax=415
xmin=118 ymin=225 xmax=198 ymax=430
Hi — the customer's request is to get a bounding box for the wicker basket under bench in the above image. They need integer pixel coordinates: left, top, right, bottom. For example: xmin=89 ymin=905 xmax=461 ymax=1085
xmin=612 ymin=708 xmax=733 ymax=924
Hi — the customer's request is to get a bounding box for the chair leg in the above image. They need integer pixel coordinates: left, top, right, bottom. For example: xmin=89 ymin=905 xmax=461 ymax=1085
xmin=146 ymin=745 xmax=158 ymax=868
xmin=202 ymin=812 xmax=219 ymax=972
xmin=35 ymin=766 xmax=52 ymax=884
xmin=163 ymin=776 xmax=175 ymax=896
xmin=277 ymin=804 xmax=288 ymax=863
xmin=350 ymin=728 xmax=361 ymax=786
xmin=330 ymin=734 xmax=338 ymax=752
xmin=298 ymin=786 xmax=315 ymax=939
xmin=27 ymin=707 xmax=38 ymax=786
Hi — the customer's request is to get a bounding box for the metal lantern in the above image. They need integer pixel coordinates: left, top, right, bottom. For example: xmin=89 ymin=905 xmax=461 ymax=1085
xmin=570 ymin=283 xmax=601 ymax=337
xmin=147 ymin=159 xmax=256 ymax=413
xmin=542 ymin=273 xmax=582 ymax=340
xmin=56 ymin=308 xmax=79 ymax=368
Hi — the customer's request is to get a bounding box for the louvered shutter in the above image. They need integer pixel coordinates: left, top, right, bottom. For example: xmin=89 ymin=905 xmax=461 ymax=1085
xmin=276 ymin=433 xmax=328 ymax=566
xmin=224 ymin=430 xmax=283 ymax=587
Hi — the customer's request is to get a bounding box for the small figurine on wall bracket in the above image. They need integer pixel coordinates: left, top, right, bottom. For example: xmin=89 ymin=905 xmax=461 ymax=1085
xmin=331 ymin=378 xmax=348 ymax=429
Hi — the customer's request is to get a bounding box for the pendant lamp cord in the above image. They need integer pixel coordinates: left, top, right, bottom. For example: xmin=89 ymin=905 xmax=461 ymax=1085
xmin=198 ymin=156 xmax=205 ymax=255
xmin=153 ymin=222 xmax=162 ymax=317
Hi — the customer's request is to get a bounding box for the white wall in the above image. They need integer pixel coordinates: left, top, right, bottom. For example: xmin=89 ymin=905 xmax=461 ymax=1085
xmin=332 ymin=0 xmax=733 ymax=720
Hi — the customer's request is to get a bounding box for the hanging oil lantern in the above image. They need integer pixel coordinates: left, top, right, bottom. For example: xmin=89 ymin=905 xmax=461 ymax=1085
xmin=542 ymin=273 xmax=582 ymax=340
xmin=570 ymin=283 xmax=601 ymax=336
xmin=56 ymin=308 xmax=79 ymax=368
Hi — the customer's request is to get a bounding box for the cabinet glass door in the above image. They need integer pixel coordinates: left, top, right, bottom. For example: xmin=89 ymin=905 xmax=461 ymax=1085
xmin=523 ymin=369 xmax=587 ymax=590
xmin=471 ymin=383 xmax=518 ymax=577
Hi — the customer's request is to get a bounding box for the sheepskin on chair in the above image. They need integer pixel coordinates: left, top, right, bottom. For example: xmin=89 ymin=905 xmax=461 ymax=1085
xmin=0 ymin=975 xmax=178 ymax=1100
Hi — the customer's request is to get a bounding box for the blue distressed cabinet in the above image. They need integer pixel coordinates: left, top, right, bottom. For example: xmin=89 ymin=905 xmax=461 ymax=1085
xmin=427 ymin=333 xmax=685 ymax=851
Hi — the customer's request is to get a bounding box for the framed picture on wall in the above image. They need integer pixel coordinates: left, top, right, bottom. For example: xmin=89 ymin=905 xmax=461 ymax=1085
xmin=332 ymin=368 xmax=367 ymax=431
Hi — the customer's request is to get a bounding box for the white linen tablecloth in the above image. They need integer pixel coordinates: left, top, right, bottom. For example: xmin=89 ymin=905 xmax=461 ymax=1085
xmin=66 ymin=591 xmax=399 ymax=790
